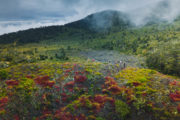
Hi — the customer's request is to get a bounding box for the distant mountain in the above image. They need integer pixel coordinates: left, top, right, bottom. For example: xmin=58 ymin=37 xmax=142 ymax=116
xmin=66 ymin=10 xmax=132 ymax=31
xmin=0 ymin=9 xmax=179 ymax=44
xmin=0 ymin=10 xmax=133 ymax=44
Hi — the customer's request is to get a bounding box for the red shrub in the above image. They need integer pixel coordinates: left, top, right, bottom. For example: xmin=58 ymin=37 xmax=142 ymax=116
xmin=5 ymin=80 xmax=19 ymax=86
xmin=105 ymin=76 xmax=114 ymax=80
xmin=26 ymin=75 xmax=33 ymax=79
xmin=105 ymin=76 xmax=117 ymax=86
xmin=169 ymin=91 xmax=180 ymax=102
xmin=55 ymin=99 xmax=60 ymax=104
xmin=132 ymin=81 xmax=141 ymax=86
xmin=75 ymin=71 xmax=80 ymax=75
xmin=93 ymin=95 xmax=114 ymax=107
xmin=54 ymin=85 xmax=60 ymax=92
xmin=0 ymin=97 xmax=8 ymax=104
xmin=34 ymin=76 xmax=55 ymax=88
xmin=63 ymin=81 xmax=75 ymax=92
xmin=108 ymin=86 xmax=122 ymax=95
xmin=14 ymin=115 xmax=20 ymax=120
xmin=42 ymin=108 xmax=52 ymax=116
xmin=55 ymin=108 xmax=73 ymax=120
xmin=61 ymin=93 xmax=70 ymax=102
xmin=94 ymin=95 xmax=106 ymax=104
xmin=34 ymin=76 xmax=49 ymax=83
xmin=169 ymin=80 xmax=180 ymax=86
xmin=74 ymin=75 xmax=86 ymax=83
xmin=46 ymin=81 xmax=55 ymax=88
xmin=75 ymin=114 xmax=86 ymax=120
xmin=65 ymin=69 xmax=71 ymax=73
xmin=64 ymin=81 xmax=75 ymax=88
xmin=0 ymin=97 xmax=8 ymax=108
xmin=142 ymin=92 xmax=147 ymax=97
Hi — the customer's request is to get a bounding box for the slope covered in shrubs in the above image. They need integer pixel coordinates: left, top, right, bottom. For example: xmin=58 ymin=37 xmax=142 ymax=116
xmin=0 ymin=62 xmax=179 ymax=120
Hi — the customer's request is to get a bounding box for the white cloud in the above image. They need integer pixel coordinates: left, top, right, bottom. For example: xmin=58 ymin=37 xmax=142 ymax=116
xmin=0 ymin=0 xmax=180 ymax=35
xmin=0 ymin=19 xmax=68 ymax=35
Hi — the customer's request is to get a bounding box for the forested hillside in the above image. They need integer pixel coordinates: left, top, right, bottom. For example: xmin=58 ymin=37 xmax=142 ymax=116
xmin=0 ymin=10 xmax=132 ymax=44
xmin=0 ymin=10 xmax=179 ymax=76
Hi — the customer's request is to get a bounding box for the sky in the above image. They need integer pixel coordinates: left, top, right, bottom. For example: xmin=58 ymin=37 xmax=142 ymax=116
xmin=0 ymin=0 xmax=180 ymax=35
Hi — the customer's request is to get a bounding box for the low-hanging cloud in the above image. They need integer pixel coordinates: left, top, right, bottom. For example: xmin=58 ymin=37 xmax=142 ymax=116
xmin=0 ymin=0 xmax=180 ymax=35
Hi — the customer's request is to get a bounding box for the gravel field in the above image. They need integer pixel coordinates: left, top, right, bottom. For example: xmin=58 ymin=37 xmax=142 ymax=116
xmin=79 ymin=50 xmax=146 ymax=68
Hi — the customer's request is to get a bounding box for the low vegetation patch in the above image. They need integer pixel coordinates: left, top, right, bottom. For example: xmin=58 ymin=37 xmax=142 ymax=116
xmin=0 ymin=62 xmax=179 ymax=120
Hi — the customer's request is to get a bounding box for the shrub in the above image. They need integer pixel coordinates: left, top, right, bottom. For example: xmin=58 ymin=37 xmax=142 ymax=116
xmin=39 ymin=55 xmax=48 ymax=60
xmin=67 ymin=46 xmax=72 ymax=50
xmin=96 ymin=117 xmax=105 ymax=120
xmin=0 ymin=70 xmax=8 ymax=80
xmin=115 ymin=100 xmax=130 ymax=120
xmin=55 ymin=48 xmax=69 ymax=60
xmin=146 ymin=41 xmax=180 ymax=76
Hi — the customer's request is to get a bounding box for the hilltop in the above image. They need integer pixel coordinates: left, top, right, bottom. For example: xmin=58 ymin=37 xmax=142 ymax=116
xmin=0 ymin=10 xmax=132 ymax=44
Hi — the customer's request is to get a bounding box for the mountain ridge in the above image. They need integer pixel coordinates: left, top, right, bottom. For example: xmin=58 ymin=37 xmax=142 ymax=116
xmin=0 ymin=9 xmax=179 ymax=44
xmin=0 ymin=10 xmax=133 ymax=44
